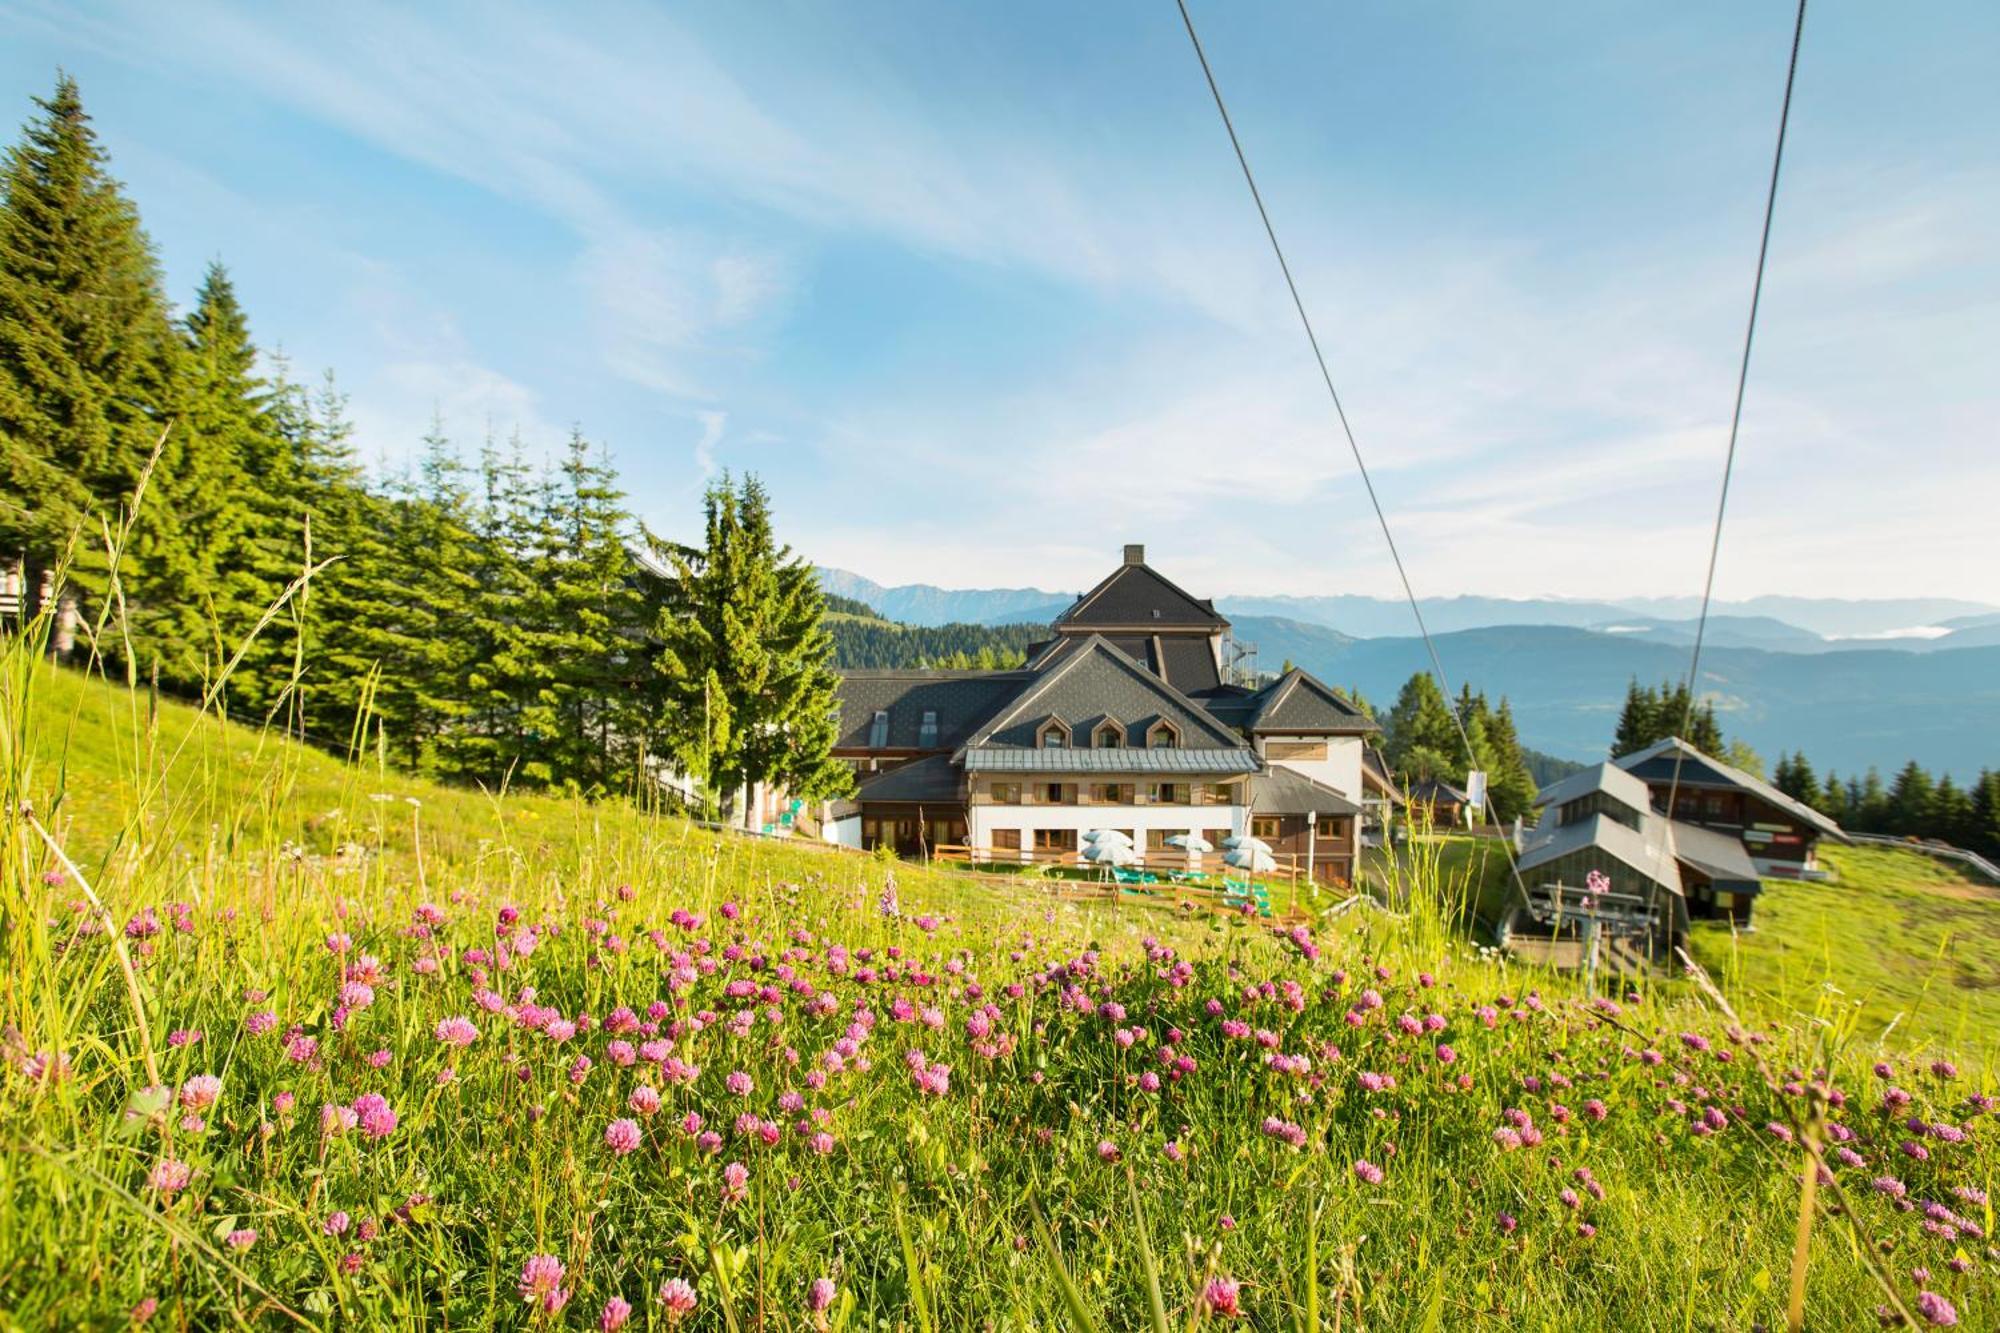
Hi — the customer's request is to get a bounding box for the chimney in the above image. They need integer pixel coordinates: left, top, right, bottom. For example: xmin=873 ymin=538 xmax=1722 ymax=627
xmin=1122 ymin=543 xmax=1145 ymax=567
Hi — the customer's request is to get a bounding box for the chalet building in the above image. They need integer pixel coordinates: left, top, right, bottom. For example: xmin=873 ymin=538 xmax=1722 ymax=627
xmin=1510 ymin=761 xmax=1765 ymax=949
xmin=1614 ymin=737 xmax=1850 ymax=880
xmin=827 ymin=546 xmax=1376 ymax=884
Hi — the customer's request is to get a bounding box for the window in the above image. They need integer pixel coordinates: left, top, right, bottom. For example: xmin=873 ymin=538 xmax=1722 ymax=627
xmin=1316 ymin=816 xmax=1345 ymax=839
xmin=1033 ymin=828 xmax=1078 ymax=852
xmin=1038 ymin=717 xmax=1071 ymax=749
xmin=867 ymin=710 xmax=889 ymax=748
xmin=1093 ymin=720 xmax=1126 ymax=749
xmin=1147 ymin=720 xmax=1181 ymax=749
xmin=1154 ymin=782 xmax=1188 ymax=805
xmin=991 ymin=829 xmax=1022 ymax=851
xmin=1252 ymin=816 xmax=1282 ymax=840
xmin=1146 ymin=828 xmax=1181 ymax=852
xmin=1204 ymin=828 xmax=1232 ymax=851
xmin=1044 ymin=782 xmax=1069 ymax=805
xmin=988 ymin=781 xmax=1022 ymax=804
xmin=1089 ymin=782 xmax=1134 ymax=805
xmin=918 ymin=709 xmax=938 ymax=747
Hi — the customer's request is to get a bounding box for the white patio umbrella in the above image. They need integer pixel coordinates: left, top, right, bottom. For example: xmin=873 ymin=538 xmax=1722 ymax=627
xmin=1083 ymin=828 xmax=1134 ymax=848
xmin=1166 ymin=834 xmax=1214 ymax=853
xmin=1082 ymin=840 xmax=1137 ymax=866
xmin=1223 ymin=844 xmax=1278 ymax=874
xmin=1222 ymin=834 xmax=1272 ymax=854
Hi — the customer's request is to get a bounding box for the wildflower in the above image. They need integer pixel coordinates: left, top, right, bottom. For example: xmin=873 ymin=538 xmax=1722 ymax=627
xmin=179 ymin=1075 xmax=222 ymax=1111
xmin=1096 ymin=1139 xmax=1121 ymax=1163
xmin=132 ymin=1297 xmax=159 ymax=1324
xmin=1353 ymin=1159 xmax=1384 ymax=1186
xmin=519 ymin=1254 xmax=569 ymax=1316
xmin=808 ymin=1277 xmax=837 ymax=1313
xmin=599 ymin=1296 xmax=633 ymax=1331
xmin=658 ymin=1277 xmax=699 ymax=1320
xmin=148 ymin=1159 xmax=192 ymax=1195
xmin=1497 ymin=1211 xmax=1518 ymax=1234
xmin=352 ymin=1092 xmax=397 ymax=1139
xmin=721 ymin=1160 xmax=750 ymax=1203
xmin=726 ymin=1070 xmax=753 ymax=1097
xmin=434 ymin=1016 xmax=479 ymax=1046
xmin=226 ymin=1229 xmax=257 ymax=1251
xmin=324 ymin=1211 xmax=351 ymax=1236
xmin=629 ymin=1084 xmax=662 ymax=1116
xmin=1202 ymin=1277 xmax=1243 ymax=1318
xmin=1916 ymin=1291 xmax=1958 ymax=1327
xmin=605 ymin=1118 xmax=643 ymax=1155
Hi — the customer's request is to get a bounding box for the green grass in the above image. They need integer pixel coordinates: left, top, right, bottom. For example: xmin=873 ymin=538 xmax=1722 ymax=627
xmin=1689 ymin=844 xmax=2000 ymax=1063
xmin=2 ymin=660 xmax=1995 ymax=1329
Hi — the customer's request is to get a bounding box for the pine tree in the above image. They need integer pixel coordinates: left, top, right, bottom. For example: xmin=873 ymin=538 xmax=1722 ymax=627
xmin=175 ymin=261 xmax=300 ymax=701
xmin=1611 ymin=679 xmax=1654 ymax=758
xmin=1382 ymin=671 xmax=1459 ymax=779
xmin=0 ymin=75 xmax=181 ymax=652
xmin=1815 ymin=767 xmax=1846 ymax=824
xmin=1485 ymin=697 xmax=1539 ymax=824
xmin=1722 ymin=739 xmax=1765 ymax=779
xmin=1970 ymin=770 xmax=2000 ymax=860
xmin=1932 ymin=774 xmax=1976 ymax=849
xmin=644 ymin=474 xmax=852 ymax=821
xmin=1887 ymin=760 xmax=1937 ymax=838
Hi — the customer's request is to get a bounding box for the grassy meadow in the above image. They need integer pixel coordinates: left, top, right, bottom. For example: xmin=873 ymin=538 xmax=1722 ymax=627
xmin=2 ymin=655 xmax=1996 ymax=1330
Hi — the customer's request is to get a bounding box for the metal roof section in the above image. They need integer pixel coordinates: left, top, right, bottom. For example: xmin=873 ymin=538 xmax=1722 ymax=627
xmin=1533 ymin=761 xmax=1654 ymax=815
xmin=1250 ymin=765 xmax=1362 ymax=816
xmin=963 ymin=747 xmax=1260 ymax=774
xmin=1053 ymin=548 xmax=1228 ymax=630
xmin=955 ymin=634 xmax=1249 ymax=758
xmin=854 ymin=754 xmax=965 ymax=804
xmin=1518 ymin=809 xmax=1685 ymax=898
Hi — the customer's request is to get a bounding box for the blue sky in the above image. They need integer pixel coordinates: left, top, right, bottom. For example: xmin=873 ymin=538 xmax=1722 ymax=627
xmin=5 ymin=1 xmax=1996 ymax=602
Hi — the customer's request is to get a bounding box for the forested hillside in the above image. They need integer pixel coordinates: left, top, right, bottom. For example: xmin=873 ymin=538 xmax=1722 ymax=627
xmin=824 ymin=597 xmax=1040 ymax=669
xmin=0 ymin=78 xmax=847 ymax=807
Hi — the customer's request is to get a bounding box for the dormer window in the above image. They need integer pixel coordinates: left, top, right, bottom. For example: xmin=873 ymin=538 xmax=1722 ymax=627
xmin=1038 ymin=718 xmax=1071 ymax=750
xmin=1093 ymin=720 xmax=1126 ymax=749
xmin=868 ymin=710 xmax=889 ymax=748
xmin=1147 ymin=720 xmax=1181 ymax=750
xmin=918 ymin=709 xmax=938 ymax=747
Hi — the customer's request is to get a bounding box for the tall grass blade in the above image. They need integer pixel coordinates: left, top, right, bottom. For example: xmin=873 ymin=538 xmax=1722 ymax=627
xmin=1126 ymin=1165 xmax=1170 ymax=1333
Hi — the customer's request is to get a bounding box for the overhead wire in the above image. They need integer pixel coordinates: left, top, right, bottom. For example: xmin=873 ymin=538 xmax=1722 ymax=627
xmin=1174 ymin=0 xmax=1811 ymax=940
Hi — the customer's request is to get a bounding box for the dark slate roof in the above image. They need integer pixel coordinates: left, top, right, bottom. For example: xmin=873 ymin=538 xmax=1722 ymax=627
xmin=1243 ymin=669 xmax=1377 ymax=734
xmin=1054 ymin=561 xmax=1227 ymax=629
xmin=1410 ymin=777 xmax=1470 ymax=804
xmin=834 ymin=671 xmax=1028 ymax=751
xmin=1029 ymin=631 xmax=1223 ymax=695
xmin=1615 ymin=738 xmax=1850 ymax=843
xmin=957 ymin=636 xmax=1253 ymax=758
xmin=1251 ymin=765 xmax=1361 ymax=816
xmin=855 ymin=754 xmax=964 ymax=805
xmin=1669 ymin=819 xmax=1762 ymax=886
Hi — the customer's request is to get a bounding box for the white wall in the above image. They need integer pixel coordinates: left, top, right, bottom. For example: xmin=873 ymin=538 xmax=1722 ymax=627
xmin=968 ymin=802 xmax=1246 ymax=858
xmin=823 ymin=814 xmax=862 ymax=849
xmin=1260 ymin=734 xmax=1365 ymax=803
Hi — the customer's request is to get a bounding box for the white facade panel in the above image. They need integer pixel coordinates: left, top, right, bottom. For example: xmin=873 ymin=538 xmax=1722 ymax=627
xmin=1260 ymin=734 xmax=1365 ymax=804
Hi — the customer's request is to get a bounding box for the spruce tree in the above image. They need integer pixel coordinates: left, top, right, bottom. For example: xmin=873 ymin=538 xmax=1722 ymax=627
xmin=1816 ymin=768 xmax=1846 ymax=823
xmin=1383 ymin=671 xmax=1459 ymax=780
xmin=645 ymin=473 xmax=852 ymax=822
xmin=1887 ymin=760 xmax=1936 ymax=838
xmin=1970 ymin=770 xmax=2000 ymax=859
xmin=1611 ymin=679 xmax=1653 ymax=757
xmin=0 ymin=75 xmax=181 ymax=651
xmin=1485 ymin=697 xmax=1539 ymax=823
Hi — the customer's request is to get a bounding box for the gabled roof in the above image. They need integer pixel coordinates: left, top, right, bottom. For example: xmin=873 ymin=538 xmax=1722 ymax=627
xmin=1410 ymin=777 xmax=1470 ymax=804
xmin=1054 ymin=561 xmax=1227 ymax=630
xmin=1615 ymin=737 xmax=1850 ymax=843
xmin=1251 ymin=766 xmax=1361 ymax=817
xmin=1243 ymin=668 xmax=1377 ymax=734
xmin=964 ymin=748 xmax=1261 ymax=774
xmin=1518 ymin=810 xmax=1684 ymax=898
xmin=956 ymin=635 xmax=1251 ymax=760
xmin=1030 ymin=631 xmax=1222 ymax=694
xmin=834 ymin=670 xmax=1029 ymax=751
xmin=1533 ymin=762 xmax=1653 ymax=817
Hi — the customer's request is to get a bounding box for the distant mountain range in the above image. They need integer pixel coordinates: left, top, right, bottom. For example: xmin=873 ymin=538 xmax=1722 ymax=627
xmin=816 ymin=567 xmax=2000 ymax=777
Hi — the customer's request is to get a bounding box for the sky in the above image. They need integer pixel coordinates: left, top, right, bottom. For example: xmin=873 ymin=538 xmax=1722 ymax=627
xmin=4 ymin=0 xmax=1996 ymax=604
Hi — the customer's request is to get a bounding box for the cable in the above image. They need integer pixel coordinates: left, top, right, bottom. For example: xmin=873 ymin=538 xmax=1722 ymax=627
xmin=1172 ymin=0 xmax=1536 ymax=906
xmin=1661 ymin=0 xmax=1808 ymax=830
